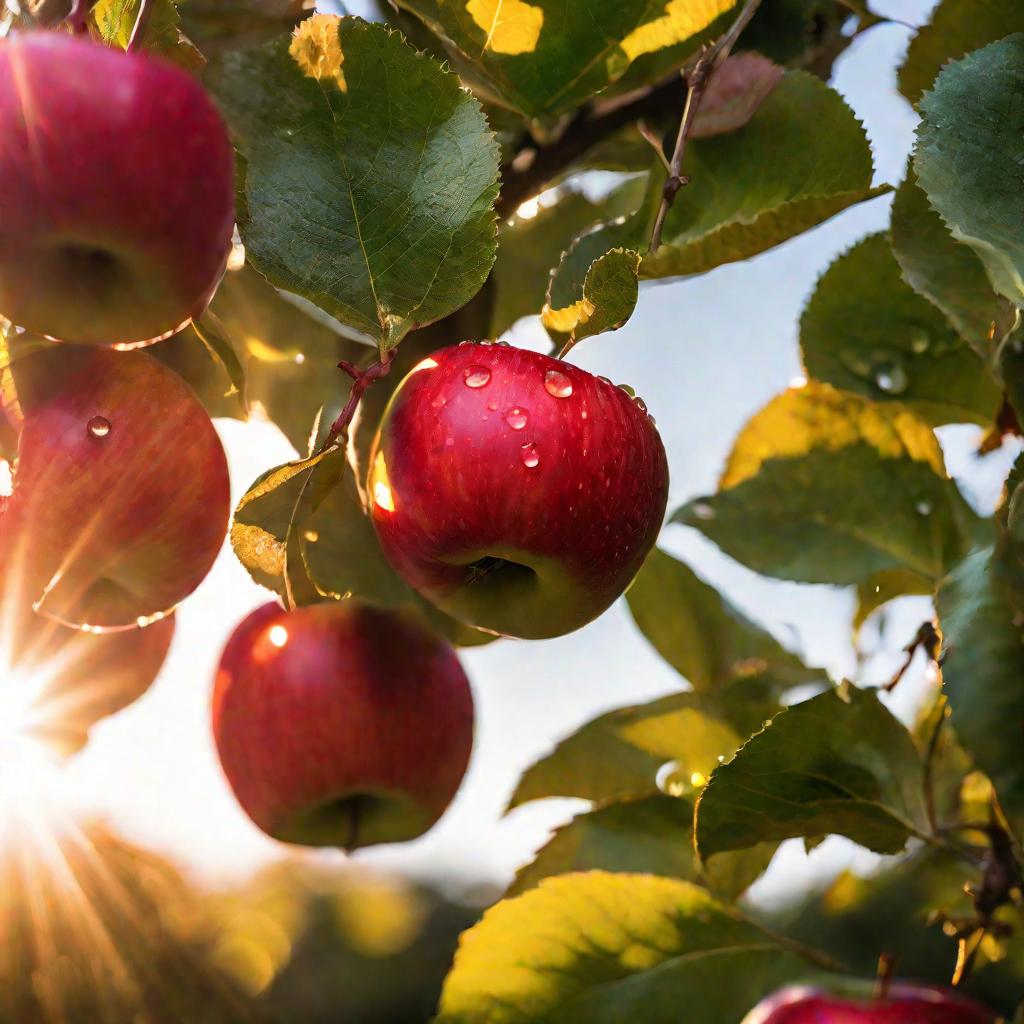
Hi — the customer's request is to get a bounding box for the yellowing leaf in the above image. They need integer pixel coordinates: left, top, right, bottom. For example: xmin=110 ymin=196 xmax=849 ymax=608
xmin=290 ymin=13 xmax=347 ymax=89
xmin=620 ymin=0 xmax=733 ymax=61
xmin=721 ymin=381 xmax=946 ymax=488
xmin=466 ymin=0 xmax=543 ymax=55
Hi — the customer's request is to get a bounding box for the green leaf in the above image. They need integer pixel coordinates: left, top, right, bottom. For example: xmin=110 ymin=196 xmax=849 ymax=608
xmin=177 ymin=0 xmax=309 ymax=51
xmin=392 ymin=0 xmax=737 ymax=121
xmin=898 ymin=0 xmax=1024 ymax=107
xmin=641 ymin=72 xmax=886 ymax=278
xmin=936 ymin=547 xmax=1024 ymax=832
xmin=509 ymin=795 xmax=776 ymax=902
xmin=800 ymin=233 xmax=999 ymax=425
xmin=625 ymin=547 xmax=826 ymax=691
xmin=207 ymin=15 xmax=500 ymax=352
xmin=92 ymin=0 xmax=206 ymax=70
xmin=436 ymin=872 xmax=810 ymax=1024
xmin=853 ymin=569 xmax=934 ymax=635
xmin=231 ymin=446 xmax=347 ymax=607
xmin=676 ymin=382 xmax=974 ymax=585
xmin=508 ymin=692 xmax=741 ymax=810
xmin=695 ymin=685 xmax=932 ymax=862
xmin=508 ymin=796 xmax=697 ymax=897
xmin=542 ymin=247 xmax=640 ymax=348
xmin=890 ymin=164 xmax=1010 ymax=360
xmin=915 ymin=35 xmax=1024 ymax=309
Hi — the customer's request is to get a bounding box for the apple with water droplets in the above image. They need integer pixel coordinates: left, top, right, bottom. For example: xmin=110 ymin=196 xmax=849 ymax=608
xmin=212 ymin=600 xmax=474 ymax=849
xmin=5 ymin=345 xmax=230 ymax=629
xmin=0 ymin=31 xmax=234 ymax=346
xmin=741 ymin=982 xmax=997 ymax=1024
xmin=367 ymin=343 xmax=669 ymax=639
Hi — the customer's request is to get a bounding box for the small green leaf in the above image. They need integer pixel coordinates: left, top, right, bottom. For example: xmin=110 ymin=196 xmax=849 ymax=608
xmin=92 ymin=0 xmax=206 ymax=70
xmin=392 ymin=0 xmax=737 ymax=120
xmin=508 ymin=692 xmax=741 ymax=810
xmin=936 ymin=547 xmax=1024 ymax=832
xmin=695 ymin=686 xmax=932 ymax=862
xmin=915 ymin=35 xmax=1024 ymax=309
xmin=542 ymin=247 xmax=640 ymax=348
xmin=436 ymin=872 xmax=811 ymax=1024
xmin=626 ymin=547 xmax=826 ymax=691
xmin=891 ymin=164 xmax=1010 ymax=360
xmin=800 ymin=233 xmax=999 ymax=425
xmin=208 ymin=15 xmax=500 ymax=352
xmin=676 ymin=382 xmax=974 ymax=585
xmin=898 ymin=0 xmax=1024 ymax=107
xmin=178 ymin=0 xmax=309 ymax=51
xmin=491 ymin=191 xmax=602 ymax=337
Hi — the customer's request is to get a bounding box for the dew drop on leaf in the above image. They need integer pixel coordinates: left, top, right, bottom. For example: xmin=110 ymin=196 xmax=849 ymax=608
xmin=691 ymin=500 xmax=715 ymax=521
xmin=874 ymin=361 xmax=908 ymax=395
xmin=915 ymin=499 xmax=934 ymax=516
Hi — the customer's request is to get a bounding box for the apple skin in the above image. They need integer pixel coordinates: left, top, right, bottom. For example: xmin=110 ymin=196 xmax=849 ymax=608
xmin=6 ymin=345 xmax=230 ymax=629
xmin=0 ymin=31 xmax=234 ymax=346
xmin=742 ymin=983 xmax=997 ymax=1024
xmin=367 ymin=343 xmax=669 ymax=640
xmin=212 ymin=600 xmax=474 ymax=849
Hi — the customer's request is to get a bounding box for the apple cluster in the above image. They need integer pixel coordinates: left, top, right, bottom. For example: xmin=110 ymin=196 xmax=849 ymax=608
xmin=0 ymin=31 xmax=233 ymax=749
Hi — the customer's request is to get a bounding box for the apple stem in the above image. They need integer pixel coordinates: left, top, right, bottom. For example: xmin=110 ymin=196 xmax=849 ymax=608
xmin=127 ymin=0 xmax=155 ymax=51
xmin=327 ymin=351 xmax=395 ymax=446
xmin=66 ymin=0 xmax=92 ymax=33
xmin=648 ymin=0 xmax=763 ymax=252
xmin=873 ymin=953 xmax=896 ymax=1000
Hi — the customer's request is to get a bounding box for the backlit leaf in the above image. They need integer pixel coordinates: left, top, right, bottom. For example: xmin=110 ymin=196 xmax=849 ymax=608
xmin=508 ymin=692 xmax=741 ymax=809
xmin=676 ymin=382 xmax=974 ymax=585
xmin=392 ymin=0 xmax=738 ymax=120
xmin=436 ymin=872 xmax=810 ymax=1024
xmin=915 ymin=35 xmax=1024 ymax=309
xmin=208 ymin=15 xmax=500 ymax=352
xmin=695 ymin=686 xmax=932 ymax=861
xmin=800 ymin=233 xmax=999 ymax=425
xmin=92 ymin=0 xmax=206 ymax=69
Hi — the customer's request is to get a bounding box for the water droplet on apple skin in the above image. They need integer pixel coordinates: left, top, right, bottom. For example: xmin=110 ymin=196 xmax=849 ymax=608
xmin=505 ymin=408 xmax=528 ymax=430
xmin=520 ymin=442 xmax=539 ymax=468
xmin=544 ymin=368 xmax=573 ymax=398
xmin=87 ymin=415 xmax=111 ymax=439
xmin=463 ymin=365 xmax=491 ymax=388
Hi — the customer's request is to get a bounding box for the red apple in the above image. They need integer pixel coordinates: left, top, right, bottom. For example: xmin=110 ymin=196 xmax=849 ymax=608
xmin=212 ymin=600 xmax=474 ymax=849
xmin=0 ymin=31 xmax=234 ymax=346
xmin=742 ymin=983 xmax=997 ymax=1024
xmin=1 ymin=607 xmax=174 ymax=758
xmin=367 ymin=342 xmax=669 ymax=639
xmin=6 ymin=345 xmax=230 ymax=629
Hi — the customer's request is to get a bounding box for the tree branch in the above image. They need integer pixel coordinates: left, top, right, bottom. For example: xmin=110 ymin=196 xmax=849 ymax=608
xmin=648 ymin=0 xmax=763 ymax=251
xmin=327 ymin=350 xmax=395 ymax=446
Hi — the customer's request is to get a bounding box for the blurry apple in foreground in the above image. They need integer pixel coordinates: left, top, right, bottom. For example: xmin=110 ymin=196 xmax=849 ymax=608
xmin=368 ymin=343 xmax=669 ymax=639
xmin=741 ymin=982 xmax=996 ymax=1023
xmin=213 ymin=600 xmax=474 ymax=849
xmin=5 ymin=346 xmax=230 ymax=630
xmin=0 ymin=31 xmax=234 ymax=346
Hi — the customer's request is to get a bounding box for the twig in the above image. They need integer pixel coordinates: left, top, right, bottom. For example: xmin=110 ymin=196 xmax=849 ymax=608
xmin=883 ymin=620 xmax=940 ymax=692
xmin=648 ymin=0 xmax=763 ymax=251
xmin=127 ymin=0 xmax=155 ymax=51
xmin=327 ymin=350 xmax=395 ymax=445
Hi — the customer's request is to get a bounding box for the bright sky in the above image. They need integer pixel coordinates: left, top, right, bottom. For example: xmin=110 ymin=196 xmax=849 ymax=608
xmin=58 ymin=0 xmax=1018 ymax=899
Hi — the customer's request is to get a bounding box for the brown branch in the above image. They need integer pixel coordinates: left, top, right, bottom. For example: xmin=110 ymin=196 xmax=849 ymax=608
xmin=66 ymin=0 xmax=91 ymax=32
xmin=649 ymin=0 xmax=763 ymax=251
xmin=327 ymin=350 xmax=395 ymax=445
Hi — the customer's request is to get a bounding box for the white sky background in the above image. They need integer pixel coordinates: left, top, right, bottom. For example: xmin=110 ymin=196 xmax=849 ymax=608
xmin=62 ymin=0 xmax=1021 ymax=900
